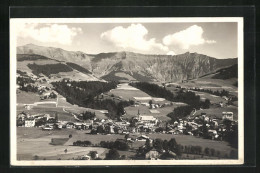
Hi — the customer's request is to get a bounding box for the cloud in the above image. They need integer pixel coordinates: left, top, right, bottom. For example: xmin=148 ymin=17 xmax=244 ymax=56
xmin=100 ymin=24 xmax=169 ymax=53
xmin=167 ymin=51 xmax=176 ymax=56
xmin=163 ymin=25 xmax=216 ymax=49
xmin=17 ymin=23 xmax=82 ymax=45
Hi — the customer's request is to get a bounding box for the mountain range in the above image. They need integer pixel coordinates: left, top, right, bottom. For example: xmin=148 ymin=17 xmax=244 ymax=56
xmin=17 ymin=44 xmax=238 ymax=82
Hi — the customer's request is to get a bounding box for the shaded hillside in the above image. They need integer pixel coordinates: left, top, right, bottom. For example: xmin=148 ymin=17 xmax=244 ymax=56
xmin=102 ymin=71 xmax=154 ymax=82
xmin=27 ymin=63 xmax=73 ymax=77
xmin=17 ymin=44 xmax=238 ymax=82
xmin=17 ymin=54 xmax=49 ymax=61
xmin=66 ymin=62 xmax=92 ymax=74
xmin=212 ymin=64 xmax=238 ymax=80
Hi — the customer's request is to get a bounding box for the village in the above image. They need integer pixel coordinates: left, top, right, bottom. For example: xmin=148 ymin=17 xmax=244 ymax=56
xmin=17 ymin=104 xmax=237 ymax=160
xmin=16 ymin=71 xmax=238 ymax=160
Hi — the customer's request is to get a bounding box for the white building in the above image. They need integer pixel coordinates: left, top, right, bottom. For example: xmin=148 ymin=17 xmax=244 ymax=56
xmin=25 ymin=119 xmax=35 ymax=127
xmin=222 ymin=112 xmax=234 ymax=121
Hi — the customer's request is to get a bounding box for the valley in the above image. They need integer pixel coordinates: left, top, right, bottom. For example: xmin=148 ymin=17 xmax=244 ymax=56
xmin=15 ymin=44 xmax=239 ymax=161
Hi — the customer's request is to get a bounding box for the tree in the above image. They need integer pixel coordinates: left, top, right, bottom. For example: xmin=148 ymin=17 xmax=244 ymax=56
xmin=210 ymin=148 xmax=215 ymax=156
xmin=105 ymin=149 xmax=120 ymax=160
xmin=124 ymin=134 xmax=129 ymax=140
xmin=97 ymin=125 xmax=104 ymax=134
xmin=55 ymin=113 xmax=58 ymax=122
xmin=202 ymin=99 xmax=211 ymax=109
xmin=89 ymin=151 xmax=98 ymax=159
xmin=197 ymin=146 xmax=202 ymax=155
xmin=82 ymin=111 xmax=95 ymax=120
xmin=216 ymin=151 xmax=221 ymax=158
xmin=113 ymin=140 xmax=129 ymax=151
xmin=149 ymin=100 xmax=153 ymax=106
xmin=155 ymin=127 xmax=164 ymax=133
xmin=163 ymin=140 xmax=169 ymax=151
xmin=223 ymin=119 xmax=232 ymax=132
xmin=153 ymin=138 xmax=163 ymax=152
xmin=204 ymin=147 xmax=210 ymax=155
xmin=33 ymin=155 xmax=39 ymax=160
xmin=145 ymin=139 xmax=152 ymax=151
xmin=168 ymin=138 xmax=177 ymax=152
xmin=167 ymin=138 xmax=182 ymax=156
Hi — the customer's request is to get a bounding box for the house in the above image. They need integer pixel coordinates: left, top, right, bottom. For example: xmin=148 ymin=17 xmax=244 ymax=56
xmin=42 ymin=125 xmax=53 ymax=130
xmin=222 ymin=112 xmax=233 ymax=121
xmin=66 ymin=122 xmax=75 ymax=129
xmin=222 ymin=96 xmax=229 ymax=101
xmin=24 ymin=119 xmax=35 ymax=127
xmin=24 ymin=104 xmax=33 ymax=110
xmin=145 ymin=148 xmax=160 ymax=160
xmin=137 ymin=135 xmax=150 ymax=141
xmin=137 ymin=115 xmax=157 ymax=122
xmin=80 ymin=155 xmax=91 ymax=160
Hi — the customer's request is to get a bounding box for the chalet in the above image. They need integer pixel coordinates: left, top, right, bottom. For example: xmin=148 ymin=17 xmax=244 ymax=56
xmin=24 ymin=119 xmax=35 ymax=127
xmin=137 ymin=115 xmax=157 ymax=123
xmin=222 ymin=112 xmax=234 ymax=121
xmin=66 ymin=122 xmax=75 ymax=129
xmin=145 ymin=148 xmax=160 ymax=160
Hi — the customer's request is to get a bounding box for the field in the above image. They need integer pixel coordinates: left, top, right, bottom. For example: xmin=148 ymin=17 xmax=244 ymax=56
xmin=17 ymin=90 xmax=41 ymax=104
xmin=17 ymin=127 xmax=237 ymax=160
xmin=109 ymin=83 xmax=150 ymax=101
xmin=108 ymin=83 xmax=187 ymax=121
xmin=190 ymin=90 xmax=228 ymax=104
xmin=17 ymin=127 xmax=110 ymax=160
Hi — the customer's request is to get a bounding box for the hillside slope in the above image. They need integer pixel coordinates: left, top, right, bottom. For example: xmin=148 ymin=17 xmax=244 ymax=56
xmin=17 ymin=54 xmax=100 ymax=81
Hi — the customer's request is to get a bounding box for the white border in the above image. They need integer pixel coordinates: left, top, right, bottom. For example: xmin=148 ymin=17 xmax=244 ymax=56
xmin=10 ymin=17 xmax=244 ymax=166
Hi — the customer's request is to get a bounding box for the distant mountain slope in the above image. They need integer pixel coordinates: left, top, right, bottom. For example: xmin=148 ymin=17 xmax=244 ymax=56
xmin=16 ymin=53 xmax=100 ymax=81
xmin=17 ymin=44 xmax=238 ymax=82
xmin=17 ymin=44 xmax=95 ymax=70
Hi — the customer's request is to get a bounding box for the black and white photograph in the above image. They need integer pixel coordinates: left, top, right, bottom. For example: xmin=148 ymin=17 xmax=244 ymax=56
xmin=10 ymin=18 xmax=244 ymax=166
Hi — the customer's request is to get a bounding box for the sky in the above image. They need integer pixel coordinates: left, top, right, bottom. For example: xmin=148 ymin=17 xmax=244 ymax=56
xmin=16 ymin=22 xmax=238 ymax=59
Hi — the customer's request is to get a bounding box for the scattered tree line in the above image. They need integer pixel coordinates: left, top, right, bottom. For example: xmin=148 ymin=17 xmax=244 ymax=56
xmin=17 ymin=70 xmax=27 ymax=76
xmin=17 ymin=76 xmax=38 ymax=92
xmin=222 ymin=119 xmax=238 ymax=149
xmin=167 ymin=105 xmax=194 ymax=120
xmin=130 ymin=82 xmax=210 ymax=109
xmin=82 ymin=111 xmax=95 ymax=120
xmin=17 ymin=54 xmax=48 ymax=61
xmin=136 ymin=138 xmax=182 ymax=159
xmin=189 ymin=87 xmax=230 ymax=97
xmin=73 ymin=140 xmax=92 ymax=147
xmin=52 ymin=80 xmax=133 ymax=119
xmin=100 ymin=140 xmax=129 ymax=151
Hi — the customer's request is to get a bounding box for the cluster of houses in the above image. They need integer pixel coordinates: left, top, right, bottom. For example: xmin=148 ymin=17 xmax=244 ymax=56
xmin=17 ymin=108 xmax=235 ymax=141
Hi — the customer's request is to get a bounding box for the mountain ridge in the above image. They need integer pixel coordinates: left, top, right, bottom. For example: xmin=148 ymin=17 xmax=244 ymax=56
xmin=17 ymin=44 xmax=238 ymax=82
